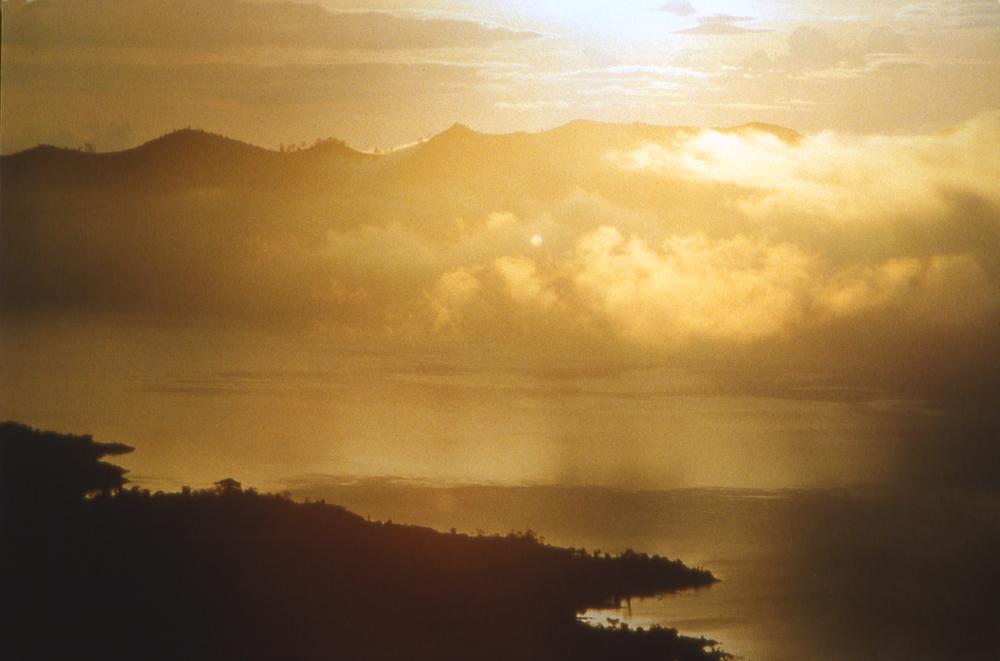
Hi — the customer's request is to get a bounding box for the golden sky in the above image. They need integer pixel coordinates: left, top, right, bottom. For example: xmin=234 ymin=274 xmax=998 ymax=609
xmin=2 ymin=0 xmax=1000 ymax=152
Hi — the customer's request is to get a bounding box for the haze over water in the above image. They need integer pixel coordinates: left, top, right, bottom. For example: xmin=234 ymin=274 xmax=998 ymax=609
xmin=3 ymin=1 xmax=1000 ymax=659
xmin=0 ymin=318 xmax=942 ymax=492
xmin=321 ymin=484 xmax=999 ymax=661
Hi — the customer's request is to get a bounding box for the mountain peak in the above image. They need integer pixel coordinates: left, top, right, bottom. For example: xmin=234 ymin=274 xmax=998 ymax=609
xmin=442 ymin=122 xmax=477 ymax=136
xmin=411 ymin=123 xmax=486 ymax=158
xmin=300 ymin=136 xmax=369 ymax=160
xmin=139 ymin=128 xmax=256 ymax=153
xmin=427 ymin=123 xmax=482 ymax=145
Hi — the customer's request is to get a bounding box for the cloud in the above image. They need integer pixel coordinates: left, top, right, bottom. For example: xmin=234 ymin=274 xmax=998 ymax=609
xmin=788 ymin=26 xmax=844 ymax=67
xmin=660 ymin=1 xmax=697 ymax=17
xmin=5 ymin=112 xmax=999 ymax=490
xmin=571 ymin=229 xmax=815 ymax=344
xmin=5 ymin=113 xmax=999 ymax=378
xmin=742 ymin=26 xmax=913 ymax=77
xmin=675 ymin=15 xmax=770 ymax=35
xmin=429 ymin=269 xmax=482 ymax=330
xmin=494 ymin=256 xmax=559 ymax=310
xmin=0 ymin=58 xmax=491 ymax=153
xmin=605 ymin=112 xmax=1000 ymax=222
xmin=400 ymin=114 xmax=1000 ymax=367
xmin=816 ymin=253 xmax=1000 ymax=325
xmin=895 ymin=1 xmax=1000 ymax=30
xmin=431 ymin=231 xmax=998 ymax=351
xmin=863 ymin=26 xmax=910 ymax=55
xmin=1 ymin=0 xmax=539 ymax=51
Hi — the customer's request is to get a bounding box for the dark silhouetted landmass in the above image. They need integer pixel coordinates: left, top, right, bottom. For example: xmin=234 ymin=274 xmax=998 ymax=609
xmin=0 ymin=421 xmax=133 ymax=510
xmin=1 ymin=422 xmax=727 ymax=661
xmin=0 ymin=128 xmax=372 ymax=191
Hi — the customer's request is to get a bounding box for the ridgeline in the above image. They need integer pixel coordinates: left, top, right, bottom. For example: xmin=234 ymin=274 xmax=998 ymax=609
xmin=1 ymin=421 xmax=727 ymax=661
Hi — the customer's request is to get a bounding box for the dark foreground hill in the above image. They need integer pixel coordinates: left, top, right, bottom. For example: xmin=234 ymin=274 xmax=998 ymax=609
xmin=0 ymin=421 xmax=728 ymax=661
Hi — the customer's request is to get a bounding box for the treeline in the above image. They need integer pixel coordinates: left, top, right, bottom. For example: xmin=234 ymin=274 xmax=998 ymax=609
xmin=1 ymin=421 xmax=726 ymax=661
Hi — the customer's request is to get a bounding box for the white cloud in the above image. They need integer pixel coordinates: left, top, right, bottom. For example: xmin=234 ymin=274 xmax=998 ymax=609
xmin=606 ymin=112 xmax=1000 ymax=222
xmin=572 ymin=229 xmax=815 ymax=344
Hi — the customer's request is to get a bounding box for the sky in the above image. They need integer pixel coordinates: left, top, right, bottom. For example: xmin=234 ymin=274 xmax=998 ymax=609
xmin=2 ymin=13 xmax=998 ymax=660
xmin=1 ymin=0 xmax=999 ymax=492
xmin=3 ymin=114 xmax=999 ymax=490
xmin=2 ymin=0 xmax=1000 ymax=152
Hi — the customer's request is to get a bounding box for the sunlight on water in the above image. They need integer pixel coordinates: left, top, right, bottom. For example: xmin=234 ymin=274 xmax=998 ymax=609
xmin=301 ymin=484 xmax=1000 ymax=661
xmin=3 ymin=319 xmax=998 ymax=659
xmin=2 ymin=317 xmax=912 ymax=492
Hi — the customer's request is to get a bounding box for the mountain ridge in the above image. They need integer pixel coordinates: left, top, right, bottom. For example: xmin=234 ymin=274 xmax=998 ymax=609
xmin=0 ymin=117 xmax=807 ymax=318
xmin=1 ymin=120 xmax=803 ymax=161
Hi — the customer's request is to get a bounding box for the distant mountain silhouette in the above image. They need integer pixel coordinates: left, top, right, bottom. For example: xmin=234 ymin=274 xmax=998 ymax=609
xmin=0 ymin=119 xmax=802 ymax=319
xmin=1 ymin=421 xmax=728 ymax=661
xmin=2 ymin=120 xmax=801 ymax=188
xmin=3 ymin=128 xmax=372 ymax=191
xmin=397 ymin=120 xmax=800 ymax=185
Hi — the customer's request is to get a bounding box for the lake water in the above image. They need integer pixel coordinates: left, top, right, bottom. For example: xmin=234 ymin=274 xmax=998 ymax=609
xmin=0 ymin=317 xmax=925 ymax=492
xmin=2 ymin=317 xmax=998 ymax=659
xmin=297 ymin=482 xmax=1000 ymax=661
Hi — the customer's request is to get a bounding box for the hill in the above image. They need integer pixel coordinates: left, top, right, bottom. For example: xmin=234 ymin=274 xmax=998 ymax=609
xmin=0 ymin=121 xmax=800 ymax=191
xmin=1 ymin=421 xmax=727 ymax=661
xmin=1 ymin=128 xmax=372 ymax=191
xmin=0 ymin=119 xmax=801 ymax=321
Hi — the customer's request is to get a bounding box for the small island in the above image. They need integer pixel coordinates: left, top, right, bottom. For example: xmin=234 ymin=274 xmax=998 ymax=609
xmin=1 ymin=421 xmax=729 ymax=661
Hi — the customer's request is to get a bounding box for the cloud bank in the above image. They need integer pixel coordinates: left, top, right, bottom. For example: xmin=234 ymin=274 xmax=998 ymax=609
xmin=3 ymin=115 xmax=998 ymax=401
xmin=2 ymin=0 xmax=538 ymax=51
xmin=408 ymin=115 xmax=1000 ymax=355
xmin=3 ymin=113 xmax=999 ymax=490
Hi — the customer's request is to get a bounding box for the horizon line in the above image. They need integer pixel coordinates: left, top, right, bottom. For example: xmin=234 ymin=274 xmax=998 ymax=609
xmin=1 ymin=117 xmax=809 ymax=158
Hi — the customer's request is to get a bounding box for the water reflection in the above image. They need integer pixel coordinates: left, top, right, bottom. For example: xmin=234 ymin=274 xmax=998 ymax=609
xmin=293 ymin=482 xmax=1000 ymax=661
xmin=3 ymin=318 xmax=999 ymax=659
xmin=2 ymin=317 xmax=919 ymax=491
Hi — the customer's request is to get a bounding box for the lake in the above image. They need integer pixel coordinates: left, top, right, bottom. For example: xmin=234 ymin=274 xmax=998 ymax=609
xmin=2 ymin=317 xmax=997 ymax=659
xmin=293 ymin=481 xmax=1000 ymax=661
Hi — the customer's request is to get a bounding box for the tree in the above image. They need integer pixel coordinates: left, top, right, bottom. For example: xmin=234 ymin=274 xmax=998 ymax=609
xmin=214 ymin=477 xmax=242 ymax=494
xmin=0 ymin=421 xmax=134 ymax=510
